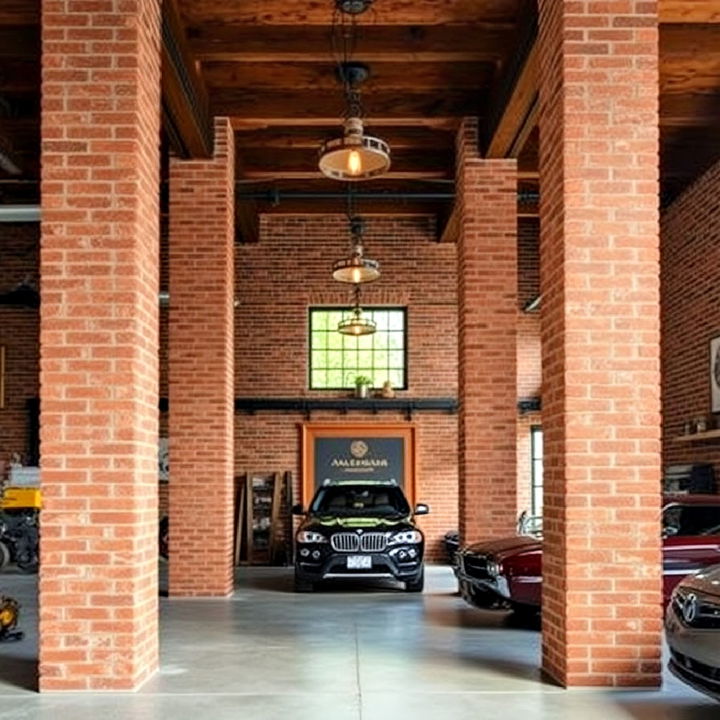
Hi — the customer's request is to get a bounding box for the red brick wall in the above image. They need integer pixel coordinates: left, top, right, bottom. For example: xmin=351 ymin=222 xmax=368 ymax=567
xmin=39 ymin=0 xmax=161 ymax=691
xmin=538 ymin=0 xmax=662 ymax=688
xmin=0 ymin=224 xmax=39 ymax=466
xmin=168 ymin=119 xmax=236 ymax=597
xmin=234 ymin=215 xmax=458 ymax=560
xmin=661 ymin=159 xmax=720 ymax=482
xmin=456 ymin=118 xmax=519 ymax=544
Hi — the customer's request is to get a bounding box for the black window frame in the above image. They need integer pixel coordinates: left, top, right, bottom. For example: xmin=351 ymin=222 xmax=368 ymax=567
xmin=530 ymin=425 xmax=543 ymax=517
xmin=307 ymin=306 xmax=409 ymax=391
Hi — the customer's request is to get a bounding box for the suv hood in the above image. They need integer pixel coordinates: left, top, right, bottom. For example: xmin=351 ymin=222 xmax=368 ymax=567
xmin=678 ymin=562 xmax=720 ymax=601
xmin=304 ymin=515 xmax=414 ymax=531
xmin=464 ymin=535 xmax=540 ymax=559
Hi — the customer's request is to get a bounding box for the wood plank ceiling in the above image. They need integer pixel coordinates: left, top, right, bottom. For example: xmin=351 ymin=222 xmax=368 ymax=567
xmin=1 ymin=1 xmax=720 ymax=222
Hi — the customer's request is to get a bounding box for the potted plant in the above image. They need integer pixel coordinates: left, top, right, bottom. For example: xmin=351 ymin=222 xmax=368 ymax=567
xmin=354 ymin=375 xmax=373 ymax=399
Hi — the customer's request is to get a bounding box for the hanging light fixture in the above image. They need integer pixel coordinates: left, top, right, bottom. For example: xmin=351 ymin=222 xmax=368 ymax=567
xmin=338 ymin=285 xmax=377 ymax=336
xmin=318 ymin=0 xmax=391 ymax=181
xmin=332 ymin=214 xmax=380 ymax=284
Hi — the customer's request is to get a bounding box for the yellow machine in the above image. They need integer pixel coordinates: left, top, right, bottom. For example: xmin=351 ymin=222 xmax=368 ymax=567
xmin=0 ymin=485 xmax=41 ymax=573
xmin=0 ymin=596 xmax=23 ymax=642
xmin=0 ymin=487 xmax=42 ymax=511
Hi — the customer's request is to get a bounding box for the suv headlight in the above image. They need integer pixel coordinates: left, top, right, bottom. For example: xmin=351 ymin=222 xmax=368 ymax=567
xmin=388 ymin=530 xmax=423 ymax=545
xmin=486 ymin=559 xmax=503 ymax=577
xmin=296 ymin=530 xmax=328 ymax=544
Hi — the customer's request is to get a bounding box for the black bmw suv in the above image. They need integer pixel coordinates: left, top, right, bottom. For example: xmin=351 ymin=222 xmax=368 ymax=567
xmin=293 ymin=480 xmax=429 ymax=593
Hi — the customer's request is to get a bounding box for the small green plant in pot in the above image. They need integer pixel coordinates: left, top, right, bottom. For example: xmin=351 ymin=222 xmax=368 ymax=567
xmin=354 ymin=375 xmax=373 ymax=399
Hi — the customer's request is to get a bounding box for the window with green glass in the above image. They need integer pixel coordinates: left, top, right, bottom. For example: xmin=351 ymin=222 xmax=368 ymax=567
xmin=309 ymin=307 xmax=407 ymax=390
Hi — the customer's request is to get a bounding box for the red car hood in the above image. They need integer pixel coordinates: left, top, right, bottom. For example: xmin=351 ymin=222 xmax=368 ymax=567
xmin=464 ymin=535 xmax=541 ymax=560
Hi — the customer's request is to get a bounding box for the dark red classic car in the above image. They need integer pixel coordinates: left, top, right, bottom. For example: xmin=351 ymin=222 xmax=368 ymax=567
xmin=455 ymin=495 xmax=720 ymax=616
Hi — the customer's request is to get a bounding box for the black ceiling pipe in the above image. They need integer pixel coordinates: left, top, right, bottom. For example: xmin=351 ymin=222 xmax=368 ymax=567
xmin=235 ymin=189 xmax=540 ymax=204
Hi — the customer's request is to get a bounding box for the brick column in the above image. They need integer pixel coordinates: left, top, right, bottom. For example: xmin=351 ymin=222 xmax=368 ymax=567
xmin=537 ymin=1 xmax=662 ymax=687
xmin=39 ymin=0 xmax=161 ymax=691
xmin=168 ymin=119 xmax=235 ymax=597
xmin=457 ymin=119 xmax=518 ymax=544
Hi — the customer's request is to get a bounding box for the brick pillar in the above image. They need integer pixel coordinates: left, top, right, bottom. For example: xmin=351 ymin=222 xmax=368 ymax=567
xmin=457 ymin=119 xmax=518 ymax=544
xmin=39 ymin=0 xmax=161 ymax=691
xmin=537 ymin=1 xmax=661 ymax=687
xmin=168 ymin=119 xmax=235 ymax=597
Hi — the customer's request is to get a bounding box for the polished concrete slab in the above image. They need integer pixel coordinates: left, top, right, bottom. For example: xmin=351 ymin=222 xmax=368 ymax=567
xmin=0 ymin=566 xmax=717 ymax=719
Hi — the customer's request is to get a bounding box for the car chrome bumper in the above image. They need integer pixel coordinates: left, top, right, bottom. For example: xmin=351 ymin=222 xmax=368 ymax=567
xmin=456 ymin=568 xmax=511 ymax=602
xmin=296 ymin=552 xmax=422 ymax=582
xmin=666 ymin=603 xmax=720 ymax=700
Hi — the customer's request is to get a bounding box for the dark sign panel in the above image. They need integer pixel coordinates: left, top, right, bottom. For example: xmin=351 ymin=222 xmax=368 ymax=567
xmin=314 ymin=436 xmax=405 ymax=489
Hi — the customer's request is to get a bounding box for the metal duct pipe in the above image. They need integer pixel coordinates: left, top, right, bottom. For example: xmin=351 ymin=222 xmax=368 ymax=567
xmin=235 ymin=190 xmax=540 ymax=203
xmin=0 ymin=205 xmax=40 ymax=222
xmin=0 ymin=192 xmax=539 ymax=222
xmin=236 ymin=190 xmax=456 ymax=202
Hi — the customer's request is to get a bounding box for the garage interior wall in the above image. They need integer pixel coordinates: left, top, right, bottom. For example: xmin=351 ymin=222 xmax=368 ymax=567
xmin=6 ymin=212 xmax=536 ymax=559
xmin=662 ymin=156 xmax=720 ymax=486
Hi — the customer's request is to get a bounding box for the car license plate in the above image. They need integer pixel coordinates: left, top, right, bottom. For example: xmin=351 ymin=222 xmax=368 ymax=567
xmin=347 ymin=555 xmax=372 ymax=570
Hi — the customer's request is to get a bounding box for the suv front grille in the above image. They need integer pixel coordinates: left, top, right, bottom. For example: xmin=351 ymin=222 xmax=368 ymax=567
xmin=361 ymin=533 xmax=387 ymax=552
xmin=330 ymin=532 xmax=388 ymax=553
xmin=463 ymin=554 xmax=490 ymax=581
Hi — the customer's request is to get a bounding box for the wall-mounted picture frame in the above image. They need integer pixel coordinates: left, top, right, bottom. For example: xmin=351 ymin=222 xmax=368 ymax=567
xmin=710 ymin=335 xmax=720 ymax=413
xmin=0 ymin=345 xmax=5 ymax=410
xmin=300 ymin=423 xmax=416 ymax=505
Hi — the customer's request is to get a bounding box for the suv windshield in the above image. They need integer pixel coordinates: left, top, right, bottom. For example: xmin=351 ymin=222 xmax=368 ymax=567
xmin=663 ymin=504 xmax=720 ymax=537
xmin=311 ymin=485 xmax=410 ymax=518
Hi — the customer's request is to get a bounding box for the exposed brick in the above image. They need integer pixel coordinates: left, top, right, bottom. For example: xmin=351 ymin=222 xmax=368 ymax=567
xmin=39 ymin=0 xmax=161 ymax=692
xmin=661 ymin=158 xmax=720 ymax=483
xmin=538 ymin=0 xmax=662 ymax=689
xmin=457 ymin=118 xmax=519 ymax=544
xmin=168 ymin=118 xmax=235 ymax=597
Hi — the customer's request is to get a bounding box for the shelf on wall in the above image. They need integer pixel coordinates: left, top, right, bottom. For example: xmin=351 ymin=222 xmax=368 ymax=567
xmin=234 ymin=397 xmax=458 ymax=421
xmin=157 ymin=396 xmax=539 ymax=419
xmin=673 ymin=429 xmax=720 ymax=443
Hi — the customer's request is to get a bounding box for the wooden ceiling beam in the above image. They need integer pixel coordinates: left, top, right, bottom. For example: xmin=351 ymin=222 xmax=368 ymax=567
xmin=235 ymin=126 xmax=454 ymax=151
xmin=177 ymin=0 xmax=517 ymax=26
xmin=240 ymin=170 xmax=451 ymax=181
xmin=203 ymin=61 xmax=494 ymax=93
xmin=659 ymin=1 xmax=720 ymax=22
xmin=661 ymin=24 xmax=720 ymax=56
xmin=213 ymin=90 xmax=481 ymax=120
xmin=231 ymin=117 xmax=460 ymax=130
xmin=161 ymin=0 xmax=213 ymax=158
xmin=0 ymin=2 xmax=39 ymax=25
xmin=483 ymin=0 xmax=539 ymax=159
xmin=660 ymin=91 xmax=720 ymax=126
xmin=190 ymin=25 xmax=515 ymax=63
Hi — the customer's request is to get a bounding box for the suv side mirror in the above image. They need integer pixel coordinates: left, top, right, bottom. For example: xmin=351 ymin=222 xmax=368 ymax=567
xmin=291 ymin=503 xmax=306 ymax=516
xmin=414 ymin=503 xmax=430 ymax=516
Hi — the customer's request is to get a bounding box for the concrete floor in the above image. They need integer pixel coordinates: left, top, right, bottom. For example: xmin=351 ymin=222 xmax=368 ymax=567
xmin=0 ymin=566 xmax=718 ymax=719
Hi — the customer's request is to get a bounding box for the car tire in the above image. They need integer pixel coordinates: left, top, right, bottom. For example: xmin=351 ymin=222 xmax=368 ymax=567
xmin=405 ymin=568 xmax=424 ymax=593
xmin=0 ymin=541 xmax=10 ymax=571
xmin=511 ymin=602 xmax=539 ymax=620
xmin=467 ymin=586 xmax=496 ymax=608
xmin=294 ymin=574 xmax=315 ymax=593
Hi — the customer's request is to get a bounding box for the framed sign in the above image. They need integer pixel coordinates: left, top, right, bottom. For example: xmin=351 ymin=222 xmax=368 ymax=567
xmin=711 ymin=335 xmax=720 ymax=413
xmin=301 ymin=423 xmax=416 ymax=505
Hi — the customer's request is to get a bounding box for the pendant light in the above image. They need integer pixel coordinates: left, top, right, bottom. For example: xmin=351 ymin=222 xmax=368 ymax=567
xmin=318 ymin=0 xmax=391 ymax=181
xmin=332 ymin=214 xmax=380 ymax=284
xmin=338 ymin=285 xmax=376 ymax=336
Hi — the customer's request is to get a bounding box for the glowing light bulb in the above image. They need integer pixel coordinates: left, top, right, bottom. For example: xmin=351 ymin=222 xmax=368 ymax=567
xmin=351 ymin=267 xmax=362 ymax=283
xmin=348 ymin=150 xmax=362 ymax=175
xmin=353 ymin=326 xmax=361 ymax=335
